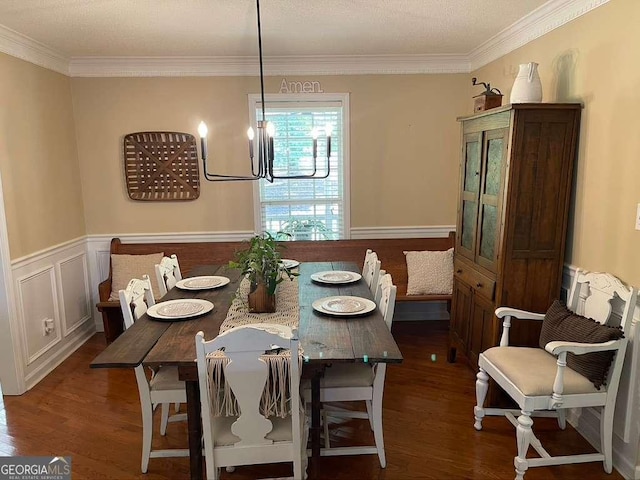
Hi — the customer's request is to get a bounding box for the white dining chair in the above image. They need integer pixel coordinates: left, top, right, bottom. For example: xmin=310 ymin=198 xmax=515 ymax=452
xmin=309 ymin=273 xmax=397 ymax=467
xmin=154 ymin=255 xmax=184 ymax=414
xmin=155 ymin=254 xmax=182 ymax=297
xmin=373 ymin=269 xmax=386 ymax=307
xmin=118 ymin=275 xmax=188 ymax=473
xmin=474 ymin=270 xmax=637 ymax=479
xmin=362 ymin=249 xmax=381 ymax=295
xmin=195 ymin=324 xmax=308 ymax=480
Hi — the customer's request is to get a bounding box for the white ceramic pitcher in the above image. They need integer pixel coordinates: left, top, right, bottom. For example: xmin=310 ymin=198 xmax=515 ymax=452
xmin=510 ymin=62 xmax=542 ymax=103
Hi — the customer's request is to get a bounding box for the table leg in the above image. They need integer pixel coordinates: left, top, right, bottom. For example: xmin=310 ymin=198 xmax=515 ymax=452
xmin=186 ymin=379 xmax=203 ymax=480
xmin=309 ymin=369 xmax=323 ymax=476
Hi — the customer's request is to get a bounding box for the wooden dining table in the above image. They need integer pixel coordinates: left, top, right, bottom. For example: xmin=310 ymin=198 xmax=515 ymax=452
xmin=91 ymin=261 xmax=403 ymax=479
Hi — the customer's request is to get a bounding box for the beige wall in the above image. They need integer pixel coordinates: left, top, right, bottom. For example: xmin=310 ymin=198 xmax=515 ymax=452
xmin=0 ymin=54 xmax=85 ymax=259
xmin=471 ymin=0 xmax=640 ymax=287
xmin=71 ymin=74 xmax=467 ymax=235
xmin=6 ymin=1 xmax=633 ymax=285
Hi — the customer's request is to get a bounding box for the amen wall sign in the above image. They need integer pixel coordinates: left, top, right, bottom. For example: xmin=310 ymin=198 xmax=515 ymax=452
xmin=279 ymin=78 xmax=324 ymax=94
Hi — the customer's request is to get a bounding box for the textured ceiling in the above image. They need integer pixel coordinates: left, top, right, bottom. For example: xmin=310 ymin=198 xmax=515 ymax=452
xmin=0 ymin=0 xmax=548 ymax=58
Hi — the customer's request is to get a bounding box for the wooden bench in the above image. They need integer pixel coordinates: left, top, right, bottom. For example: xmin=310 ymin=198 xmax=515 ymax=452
xmin=97 ymin=232 xmax=455 ymax=342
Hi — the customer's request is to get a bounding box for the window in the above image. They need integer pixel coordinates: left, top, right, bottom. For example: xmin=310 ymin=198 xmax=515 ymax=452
xmin=250 ymin=93 xmax=350 ymax=240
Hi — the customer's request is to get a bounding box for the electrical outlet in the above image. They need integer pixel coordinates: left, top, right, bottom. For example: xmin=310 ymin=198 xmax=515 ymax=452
xmin=42 ymin=318 xmax=55 ymax=336
xmin=636 ymin=203 xmax=640 ymax=231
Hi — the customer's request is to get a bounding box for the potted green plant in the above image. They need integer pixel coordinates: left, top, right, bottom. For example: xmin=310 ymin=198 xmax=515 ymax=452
xmin=229 ymin=232 xmax=296 ymax=312
xmin=278 ymin=218 xmax=330 ymax=241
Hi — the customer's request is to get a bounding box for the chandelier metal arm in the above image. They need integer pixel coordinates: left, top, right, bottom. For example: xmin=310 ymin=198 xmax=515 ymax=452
xmin=201 ymin=147 xmax=261 ymax=182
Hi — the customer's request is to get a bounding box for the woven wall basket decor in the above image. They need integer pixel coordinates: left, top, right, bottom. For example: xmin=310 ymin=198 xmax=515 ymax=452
xmin=124 ymin=131 xmax=200 ymax=201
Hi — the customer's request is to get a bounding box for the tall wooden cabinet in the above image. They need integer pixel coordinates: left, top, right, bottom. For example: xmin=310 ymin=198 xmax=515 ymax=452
xmin=448 ymin=104 xmax=581 ymax=379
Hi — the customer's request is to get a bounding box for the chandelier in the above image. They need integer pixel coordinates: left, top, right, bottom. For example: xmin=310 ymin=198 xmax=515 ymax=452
xmin=198 ymin=0 xmax=332 ymax=183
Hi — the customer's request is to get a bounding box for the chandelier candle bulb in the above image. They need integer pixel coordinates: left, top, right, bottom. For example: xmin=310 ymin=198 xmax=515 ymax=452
xmin=247 ymin=127 xmax=255 ymax=159
xmin=266 ymin=122 xmax=275 ymax=161
xmin=326 ymin=123 xmax=333 ymax=158
xmin=312 ymin=129 xmax=318 ymax=158
xmin=197 ymin=122 xmax=208 ymax=161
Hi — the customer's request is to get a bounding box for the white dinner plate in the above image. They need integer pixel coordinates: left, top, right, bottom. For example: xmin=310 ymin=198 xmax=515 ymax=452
xmin=312 ymin=296 xmax=376 ymax=317
xmin=310 ymin=270 xmax=362 ymax=284
xmin=175 ymin=276 xmax=230 ymax=291
xmin=281 ymin=259 xmax=300 ymax=269
xmin=147 ymin=299 xmax=214 ymax=321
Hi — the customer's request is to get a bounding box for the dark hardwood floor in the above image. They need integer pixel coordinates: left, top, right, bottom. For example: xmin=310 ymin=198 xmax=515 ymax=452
xmin=0 ymin=321 xmax=623 ymax=480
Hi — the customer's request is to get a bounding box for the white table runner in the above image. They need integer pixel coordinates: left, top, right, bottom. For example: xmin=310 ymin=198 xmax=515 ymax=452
xmin=207 ymin=275 xmax=301 ymax=418
xmin=219 ymin=276 xmax=299 ymax=333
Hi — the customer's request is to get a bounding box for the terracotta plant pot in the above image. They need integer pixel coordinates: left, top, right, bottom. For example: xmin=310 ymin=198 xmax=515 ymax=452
xmin=248 ymin=281 xmax=276 ymax=313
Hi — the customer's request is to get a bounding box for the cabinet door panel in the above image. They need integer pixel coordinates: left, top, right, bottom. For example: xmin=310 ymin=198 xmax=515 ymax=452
xmin=450 ymin=280 xmax=472 ymax=351
xmin=476 ymin=129 xmax=508 ymax=272
xmin=463 ymin=139 xmax=481 ymax=193
xmin=461 ymin=200 xmax=477 ymax=252
xmin=458 ymin=133 xmax=482 ymax=259
xmin=467 ymin=294 xmax=496 ymax=370
xmin=484 ymin=136 xmax=504 ymax=196
xmin=479 ymin=204 xmax=498 ymax=261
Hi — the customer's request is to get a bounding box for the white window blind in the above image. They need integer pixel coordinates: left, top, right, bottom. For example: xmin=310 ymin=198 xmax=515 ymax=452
xmin=250 ymin=94 xmax=349 ymax=240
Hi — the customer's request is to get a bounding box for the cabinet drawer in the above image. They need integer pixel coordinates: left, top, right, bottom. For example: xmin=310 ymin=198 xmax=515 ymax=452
xmin=454 ymin=260 xmax=496 ymax=301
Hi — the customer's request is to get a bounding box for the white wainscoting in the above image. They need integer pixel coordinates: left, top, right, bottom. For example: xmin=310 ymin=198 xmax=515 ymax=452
xmin=562 ymin=265 xmax=640 ymax=480
xmin=11 ymin=238 xmax=95 ymax=391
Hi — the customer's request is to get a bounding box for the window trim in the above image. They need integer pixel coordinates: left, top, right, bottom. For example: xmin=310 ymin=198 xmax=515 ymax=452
xmin=249 ymin=92 xmax=351 ymax=239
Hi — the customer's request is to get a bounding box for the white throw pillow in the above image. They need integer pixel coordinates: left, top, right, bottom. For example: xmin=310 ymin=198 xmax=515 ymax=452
xmin=404 ymin=248 xmax=454 ymax=295
xmin=109 ymin=252 xmax=165 ymax=301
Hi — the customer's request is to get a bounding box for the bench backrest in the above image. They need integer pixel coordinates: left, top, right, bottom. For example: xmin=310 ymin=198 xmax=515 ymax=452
xmin=104 ymin=232 xmax=455 ymax=300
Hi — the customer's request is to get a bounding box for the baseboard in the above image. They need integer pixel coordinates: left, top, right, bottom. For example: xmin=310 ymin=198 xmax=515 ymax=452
xmin=573 ymin=412 xmax=637 ymax=479
xmin=23 ymin=322 xmax=95 ymax=391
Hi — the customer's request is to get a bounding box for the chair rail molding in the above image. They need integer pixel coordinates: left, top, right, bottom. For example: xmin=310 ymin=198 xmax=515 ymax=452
xmin=562 ymin=264 xmax=640 ymax=479
xmin=350 ymin=225 xmax=456 ymax=240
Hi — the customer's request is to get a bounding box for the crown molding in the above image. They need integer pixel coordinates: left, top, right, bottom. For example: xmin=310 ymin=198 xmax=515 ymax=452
xmin=0 ymin=0 xmax=610 ymax=77
xmin=68 ymin=54 xmax=469 ymax=77
xmin=469 ymin=0 xmax=610 ymax=71
xmin=0 ymin=24 xmax=68 ymax=75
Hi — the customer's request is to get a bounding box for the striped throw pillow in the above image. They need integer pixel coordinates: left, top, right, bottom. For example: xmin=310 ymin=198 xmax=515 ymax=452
xmin=539 ymin=300 xmax=623 ymax=389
